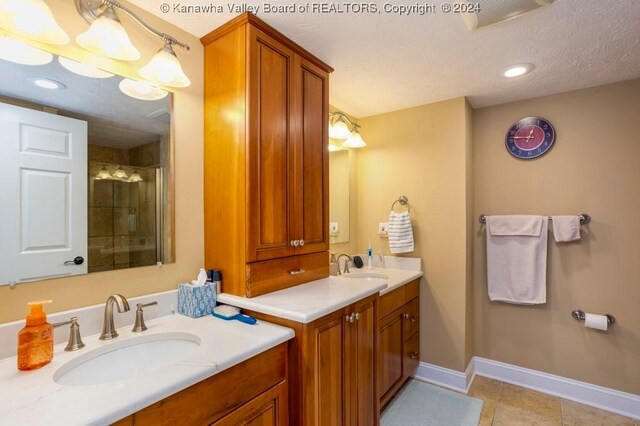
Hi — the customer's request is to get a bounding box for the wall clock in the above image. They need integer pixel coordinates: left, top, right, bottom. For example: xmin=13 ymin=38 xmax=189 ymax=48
xmin=505 ymin=116 xmax=556 ymax=159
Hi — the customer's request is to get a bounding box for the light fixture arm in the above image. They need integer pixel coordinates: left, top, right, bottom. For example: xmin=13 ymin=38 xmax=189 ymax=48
xmin=76 ymin=0 xmax=190 ymax=51
xmin=329 ymin=111 xmax=360 ymax=131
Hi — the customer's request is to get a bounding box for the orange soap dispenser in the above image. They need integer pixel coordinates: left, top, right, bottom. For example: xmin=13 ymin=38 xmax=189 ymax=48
xmin=17 ymin=300 xmax=53 ymax=371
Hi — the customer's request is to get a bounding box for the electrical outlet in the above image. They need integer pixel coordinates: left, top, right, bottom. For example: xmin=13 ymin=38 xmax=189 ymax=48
xmin=378 ymin=222 xmax=389 ymax=237
xmin=329 ymin=222 xmax=339 ymax=236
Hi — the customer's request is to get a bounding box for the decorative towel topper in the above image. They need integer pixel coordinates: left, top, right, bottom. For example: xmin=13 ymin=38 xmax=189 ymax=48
xmin=391 ymin=196 xmax=410 ymax=213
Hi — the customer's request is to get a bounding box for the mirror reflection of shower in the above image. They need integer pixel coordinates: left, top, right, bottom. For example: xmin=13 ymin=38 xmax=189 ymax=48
xmin=87 ymin=140 xmax=164 ymax=272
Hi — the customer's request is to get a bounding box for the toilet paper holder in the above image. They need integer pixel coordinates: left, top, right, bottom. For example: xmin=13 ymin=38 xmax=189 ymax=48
xmin=571 ymin=309 xmax=616 ymax=326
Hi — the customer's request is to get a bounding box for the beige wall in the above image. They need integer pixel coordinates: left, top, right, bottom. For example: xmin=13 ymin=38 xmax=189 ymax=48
xmin=473 ymin=79 xmax=640 ymax=394
xmin=329 ymin=150 xmax=350 ymax=244
xmin=0 ymin=0 xmax=204 ymax=323
xmin=358 ymin=97 xmax=473 ymax=372
xmin=329 ymin=106 xmax=360 ymax=255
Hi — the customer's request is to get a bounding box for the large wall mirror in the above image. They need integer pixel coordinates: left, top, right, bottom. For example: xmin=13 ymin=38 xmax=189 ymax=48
xmin=329 ymin=149 xmax=350 ymax=244
xmin=0 ymin=53 xmax=173 ymax=286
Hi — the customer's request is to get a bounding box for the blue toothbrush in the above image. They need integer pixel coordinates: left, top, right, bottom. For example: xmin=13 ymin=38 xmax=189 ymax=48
xmin=212 ymin=304 xmax=257 ymax=325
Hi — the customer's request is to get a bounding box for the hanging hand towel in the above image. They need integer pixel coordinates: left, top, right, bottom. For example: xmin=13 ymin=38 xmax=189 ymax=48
xmin=551 ymin=215 xmax=581 ymax=242
xmin=388 ymin=211 xmax=414 ymax=254
xmin=486 ymin=215 xmax=548 ymax=304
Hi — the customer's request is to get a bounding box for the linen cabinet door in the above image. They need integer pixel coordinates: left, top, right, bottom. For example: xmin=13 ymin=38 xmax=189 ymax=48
xmin=313 ymin=315 xmax=345 ymax=426
xmin=247 ymin=26 xmax=296 ymax=262
xmin=291 ymin=56 xmax=329 ymax=256
xmin=354 ymin=302 xmax=377 ymax=426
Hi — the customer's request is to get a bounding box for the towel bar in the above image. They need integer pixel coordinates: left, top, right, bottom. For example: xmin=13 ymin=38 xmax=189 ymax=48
xmin=479 ymin=213 xmax=590 ymax=225
xmin=391 ymin=195 xmax=410 ymax=213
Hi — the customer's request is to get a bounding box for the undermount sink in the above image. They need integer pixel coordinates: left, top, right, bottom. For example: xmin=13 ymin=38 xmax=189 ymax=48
xmin=54 ymin=331 xmax=200 ymax=386
xmin=342 ymin=272 xmax=389 ymax=281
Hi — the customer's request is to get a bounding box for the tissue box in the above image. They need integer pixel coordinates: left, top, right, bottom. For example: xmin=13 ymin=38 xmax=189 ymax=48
xmin=177 ymin=282 xmax=216 ymax=318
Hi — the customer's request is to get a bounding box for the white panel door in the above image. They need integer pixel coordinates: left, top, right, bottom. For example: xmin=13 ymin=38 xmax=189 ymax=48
xmin=0 ymin=102 xmax=87 ymax=284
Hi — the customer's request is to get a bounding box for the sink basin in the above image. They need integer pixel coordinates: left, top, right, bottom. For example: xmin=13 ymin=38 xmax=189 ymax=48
xmin=342 ymin=272 xmax=389 ymax=281
xmin=54 ymin=331 xmax=200 ymax=386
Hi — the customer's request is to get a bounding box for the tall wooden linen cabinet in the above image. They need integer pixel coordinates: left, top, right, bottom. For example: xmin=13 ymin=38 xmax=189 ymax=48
xmin=202 ymin=14 xmax=332 ymax=297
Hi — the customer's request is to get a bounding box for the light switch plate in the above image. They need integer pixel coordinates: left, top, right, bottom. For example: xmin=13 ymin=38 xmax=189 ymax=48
xmin=378 ymin=222 xmax=389 ymax=237
xmin=329 ymin=222 xmax=339 ymax=236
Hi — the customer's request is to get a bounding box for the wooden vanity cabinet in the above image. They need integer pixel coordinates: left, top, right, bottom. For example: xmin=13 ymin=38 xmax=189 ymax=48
xmin=112 ymin=343 xmax=288 ymax=426
xmin=247 ymin=294 xmax=379 ymax=425
xmin=202 ymin=13 xmax=333 ymax=298
xmin=378 ymin=278 xmax=421 ymax=408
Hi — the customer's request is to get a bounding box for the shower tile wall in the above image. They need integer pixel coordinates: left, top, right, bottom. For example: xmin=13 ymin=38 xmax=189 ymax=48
xmin=88 ymin=143 xmax=159 ymax=273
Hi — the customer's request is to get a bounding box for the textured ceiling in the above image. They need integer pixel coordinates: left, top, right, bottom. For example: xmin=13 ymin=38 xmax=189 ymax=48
xmin=128 ymin=0 xmax=640 ymax=117
xmin=0 ymin=56 xmax=170 ymax=148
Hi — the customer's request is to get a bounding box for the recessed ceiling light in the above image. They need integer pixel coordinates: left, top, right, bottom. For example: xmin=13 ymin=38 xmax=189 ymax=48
xmin=504 ymin=63 xmax=534 ymax=78
xmin=30 ymin=77 xmax=66 ymax=90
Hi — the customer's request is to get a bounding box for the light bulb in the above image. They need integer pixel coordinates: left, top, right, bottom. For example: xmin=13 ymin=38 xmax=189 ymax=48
xmin=139 ymin=43 xmax=190 ymax=88
xmin=76 ymin=6 xmax=140 ymax=61
xmin=0 ymin=0 xmax=69 ymax=45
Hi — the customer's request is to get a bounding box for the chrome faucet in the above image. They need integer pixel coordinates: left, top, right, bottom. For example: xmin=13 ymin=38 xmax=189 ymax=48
xmin=100 ymin=294 xmax=130 ymax=340
xmin=336 ymin=253 xmax=352 ymax=275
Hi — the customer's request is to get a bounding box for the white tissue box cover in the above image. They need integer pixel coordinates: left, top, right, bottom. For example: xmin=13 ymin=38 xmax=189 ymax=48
xmin=177 ymin=283 xmax=216 ymax=318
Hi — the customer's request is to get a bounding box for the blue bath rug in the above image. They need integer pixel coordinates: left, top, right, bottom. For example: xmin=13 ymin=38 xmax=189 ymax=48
xmin=381 ymin=379 xmax=483 ymax=426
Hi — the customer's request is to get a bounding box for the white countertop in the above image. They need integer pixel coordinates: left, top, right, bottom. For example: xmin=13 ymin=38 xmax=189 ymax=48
xmin=0 ymin=314 xmax=294 ymax=426
xmin=217 ymin=266 xmax=423 ymax=323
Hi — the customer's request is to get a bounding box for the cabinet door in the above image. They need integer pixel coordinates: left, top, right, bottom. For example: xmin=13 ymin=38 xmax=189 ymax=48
xmin=378 ymin=308 xmax=404 ymax=402
xmin=345 ymin=301 xmax=377 ymax=425
xmin=211 ymin=381 xmax=288 ymax=426
xmin=247 ymin=27 xmax=296 ymax=262
xmin=291 ymin=56 xmax=329 ymax=256
xmin=315 ymin=316 xmax=344 ymax=426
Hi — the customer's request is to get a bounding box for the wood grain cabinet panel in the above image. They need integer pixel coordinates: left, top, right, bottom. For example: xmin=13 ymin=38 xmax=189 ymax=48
xmin=378 ymin=278 xmax=421 ymax=409
xmin=203 ymin=13 xmax=332 ymax=298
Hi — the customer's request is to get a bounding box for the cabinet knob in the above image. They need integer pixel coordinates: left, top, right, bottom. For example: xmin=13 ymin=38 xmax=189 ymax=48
xmin=409 ymin=351 xmax=418 ymax=359
xmin=403 ymin=313 xmax=410 ymax=319
xmin=345 ymin=313 xmax=355 ymax=323
xmin=291 ymin=240 xmax=300 ymax=247
xmin=299 ymin=239 xmax=305 ymax=247
xmin=410 ymin=315 xmax=418 ymax=323
xmin=354 ymin=312 xmax=360 ymax=321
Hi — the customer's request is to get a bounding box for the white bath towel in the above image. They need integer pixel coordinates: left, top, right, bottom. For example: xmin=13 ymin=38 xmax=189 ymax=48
xmin=486 ymin=215 xmax=548 ymax=304
xmin=388 ymin=211 xmax=414 ymax=254
xmin=551 ymin=216 xmax=581 ymax=242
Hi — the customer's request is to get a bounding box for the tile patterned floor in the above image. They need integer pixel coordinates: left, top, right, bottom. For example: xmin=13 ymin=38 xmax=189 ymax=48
xmin=468 ymin=376 xmax=639 ymax=426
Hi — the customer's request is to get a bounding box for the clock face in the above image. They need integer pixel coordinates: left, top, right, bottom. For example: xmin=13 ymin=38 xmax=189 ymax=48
xmin=505 ymin=117 xmax=555 ymax=159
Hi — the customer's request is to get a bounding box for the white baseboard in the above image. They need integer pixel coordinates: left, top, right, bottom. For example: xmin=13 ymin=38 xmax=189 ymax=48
xmin=413 ymin=360 xmax=474 ymax=394
xmin=473 ymin=357 xmax=640 ymax=420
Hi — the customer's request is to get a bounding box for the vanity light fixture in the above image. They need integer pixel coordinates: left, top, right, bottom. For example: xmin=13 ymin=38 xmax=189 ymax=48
xmin=503 ymin=63 xmax=534 ymax=78
xmin=119 ymin=78 xmax=168 ymax=101
xmin=58 ymin=56 xmax=114 ymax=79
xmin=95 ymin=166 xmax=112 ymax=180
xmin=75 ymin=0 xmax=191 ymax=87
xmin=139 ymin=42 xmax=191 ymax=88
xmin=0 ymin=35 xmax=53 ymax=65
xmin=128 ymin=170 xmax=143 ymax=182
xmin=76 ymin=5 xmax=140 ymax=61
xmin=0 ymin=0 xmax=69 ymax=45
xmin=113 ymin=165 xmax=128 ymax=180
xmin=329 ymin=112 xmax=367 ymax=148
xmin=328 ymin=143 xmax=344 ymax=152
xmin=342 ymin=128 xmax=367 ymax=148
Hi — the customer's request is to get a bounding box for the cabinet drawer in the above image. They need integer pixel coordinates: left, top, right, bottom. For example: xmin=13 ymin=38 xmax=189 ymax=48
xmin=405 ymin=278 xmax=420 ymax=300
xmin=246 ymin=251 xmax=329 ymax=297
xmin=403 ymin=333 xmax=419 ymax=378
xmin=131 ymin=344 xmax=287 ymax=425
xmin=403 ymin=297 xmax=419 ymax=341
xmin=379 ymin=287 xmax=405 ymax=319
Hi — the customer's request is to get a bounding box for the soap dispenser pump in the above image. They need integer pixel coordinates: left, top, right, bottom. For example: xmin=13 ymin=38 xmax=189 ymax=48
xmin=17 ymin=300 xmax=53 ymax=371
